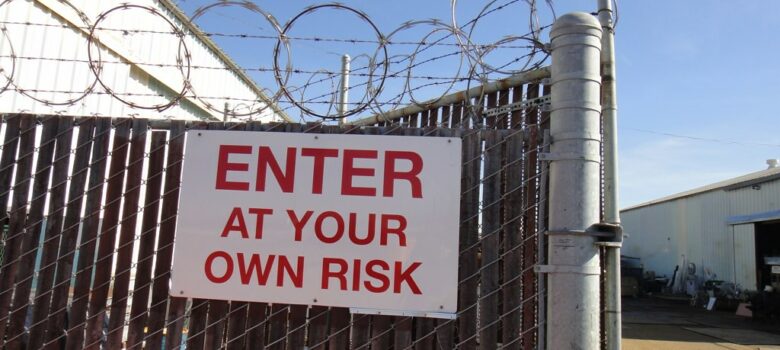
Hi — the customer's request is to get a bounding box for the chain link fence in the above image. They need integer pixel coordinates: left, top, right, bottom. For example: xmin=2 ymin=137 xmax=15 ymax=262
xmin=0 ymin=80 xmax=550 ymax=349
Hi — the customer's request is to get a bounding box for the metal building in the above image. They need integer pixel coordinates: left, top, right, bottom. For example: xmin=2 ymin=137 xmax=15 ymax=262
xmin=0 ymin=0 xmax=290 ymax=122
xmin=622 ymin=160 xmax=780 ymax=292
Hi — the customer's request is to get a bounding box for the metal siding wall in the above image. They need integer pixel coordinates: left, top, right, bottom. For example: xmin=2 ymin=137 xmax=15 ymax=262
xmin=621 ymin=177 xmax=780 ymax=292
xmin=622 ymin=202 xmax=680 ymax=279
xmin=0 ymin=0 xmax=280 ymax=121
xmin=680 ymin=198 xmax=703 ymax=279
xmin=620 ymin=211 xmax=641 ymax=257
xmin=732 ymin=224 xmax=757 ymax=290
xmin=728 ymin=178 xmax=780 ymax=218
xmin=672 ymin=200 xmax=688 ymax=277
xmin=696 ymin=190 xmax=733 ymax=282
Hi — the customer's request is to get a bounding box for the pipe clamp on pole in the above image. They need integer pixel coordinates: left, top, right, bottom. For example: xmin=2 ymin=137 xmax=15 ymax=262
xmin=548 ymin=99 xmax=601 ymax=113
xmin=539 ymin=151 xmax=600 ymax=163
xmin=549 ymin=71 xmax=601 ymax=85
xmin=552 ymin=131 xmax=602 ymax=142
xmin=535 ymin=265 xmax=601 ymax=275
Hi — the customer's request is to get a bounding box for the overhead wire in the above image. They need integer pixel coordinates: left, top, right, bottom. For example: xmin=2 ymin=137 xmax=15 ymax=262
xmin=624 ymin=127 xmax=780 ymax=148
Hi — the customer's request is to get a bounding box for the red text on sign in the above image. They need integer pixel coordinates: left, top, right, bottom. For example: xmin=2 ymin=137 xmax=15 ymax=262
xmin=286 ymin=210 xmax=407 ymax=246
xmin=203 ymin=251 xmax=304 ymax=288
xmin=214 ymin=145 xmax=424 ymax=198
xmin=221 ymin=207 xmax=274 ymax=239
xmin=321 ymin=258 xmax=422 ymax=294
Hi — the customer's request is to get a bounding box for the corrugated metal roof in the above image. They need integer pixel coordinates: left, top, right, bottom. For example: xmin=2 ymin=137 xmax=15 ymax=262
xmin=622 ymin=166 xmax=780 ymax=212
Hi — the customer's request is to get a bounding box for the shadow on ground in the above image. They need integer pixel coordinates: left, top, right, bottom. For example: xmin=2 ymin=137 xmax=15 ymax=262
xmin=622 ymin=297 xmax=780 ymax=350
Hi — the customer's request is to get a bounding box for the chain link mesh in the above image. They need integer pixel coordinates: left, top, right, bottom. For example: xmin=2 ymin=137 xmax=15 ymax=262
xmin=0 ymin=82 xmax=550 ymax=349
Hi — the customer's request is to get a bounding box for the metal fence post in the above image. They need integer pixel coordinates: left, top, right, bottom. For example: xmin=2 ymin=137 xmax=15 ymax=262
xmin=546 ymin=12 xmax=603 ymax=349
xmin=338 ymin=54 xmax=351 ymax=125
xmin=597 ymin=0 xmax=623 ymax=348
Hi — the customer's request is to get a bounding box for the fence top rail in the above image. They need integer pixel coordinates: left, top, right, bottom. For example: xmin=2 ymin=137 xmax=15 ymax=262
xmin=1 ymin=115 xmax=537 ymax=136
xmin=346 ymin=66 xmax=550 ymax=127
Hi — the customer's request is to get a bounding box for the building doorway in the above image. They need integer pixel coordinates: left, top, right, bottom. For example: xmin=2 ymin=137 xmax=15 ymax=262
xmin=755 ymin=220 xmax=780 ymax=290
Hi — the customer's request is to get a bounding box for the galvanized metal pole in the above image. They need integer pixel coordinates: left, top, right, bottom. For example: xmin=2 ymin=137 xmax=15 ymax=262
xmin=598 ymin=0 xmax=623 ymax=348
xmin=338 ymin=54 xmax=351 ymax=125
xmin=546 ymin=12 xmax=602 ymax=349
xmin=223 ymin=102 xmax=229 ymax=122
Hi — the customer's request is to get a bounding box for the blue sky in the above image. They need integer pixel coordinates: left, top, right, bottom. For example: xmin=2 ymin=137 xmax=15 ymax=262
xmin=605 ymin=1 xmax=780 ymax=208
xmin=175 ymin=0 xmax=780 ymax=208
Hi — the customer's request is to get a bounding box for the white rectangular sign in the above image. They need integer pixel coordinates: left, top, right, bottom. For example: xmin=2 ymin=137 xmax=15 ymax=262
xmin=171 ymin=130 xmax=462 ymax=318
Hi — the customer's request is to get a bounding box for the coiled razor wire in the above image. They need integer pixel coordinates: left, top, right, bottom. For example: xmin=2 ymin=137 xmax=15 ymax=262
xmin=273 ymin=3 xmax=388 ymax=120
xmin=188 ymin=0 xmax=290 ymax=118
xmin=88 ymin=4 xmax=191 ymax=111
xmin=0 ymin=0 xmax=569 ymax=121
xmin=3 ymin=0 xmax=99 ymax=106
xmin=0 ymin=25 xmax=15 ymax=96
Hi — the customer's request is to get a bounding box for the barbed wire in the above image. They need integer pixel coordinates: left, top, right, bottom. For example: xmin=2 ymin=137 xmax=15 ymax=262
xmin=0 ymin=0 xmax=556 ymax=121
xmin=0 ymin=20 xmax=539 ymax=49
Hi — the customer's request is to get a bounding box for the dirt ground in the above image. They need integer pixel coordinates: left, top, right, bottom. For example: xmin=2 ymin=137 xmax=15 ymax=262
xmin=622 ymin=297 xmax=780 ymax=350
